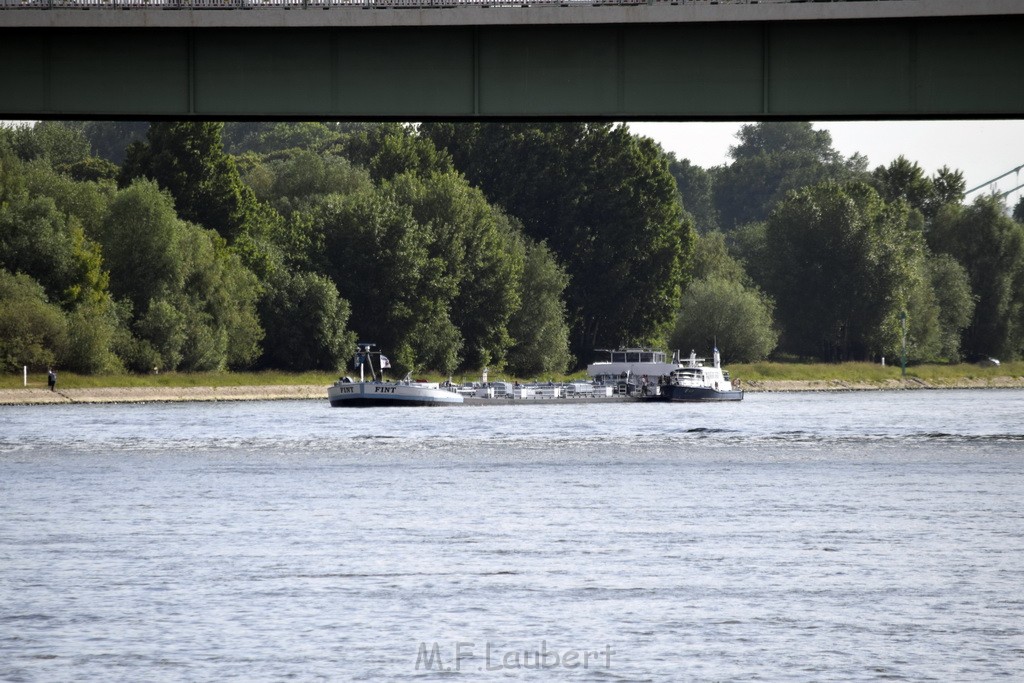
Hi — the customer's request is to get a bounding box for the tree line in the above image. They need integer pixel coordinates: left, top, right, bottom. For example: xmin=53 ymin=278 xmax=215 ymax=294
xmin=668 ymin=122 xmax=1024 ymax=364
xmin=2 ymin=120 xmax=1023 ymax=377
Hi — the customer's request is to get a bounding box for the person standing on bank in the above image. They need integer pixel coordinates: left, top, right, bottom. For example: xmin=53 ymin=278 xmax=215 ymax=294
xmin=47 ymin=368 xmax=57 ymax=392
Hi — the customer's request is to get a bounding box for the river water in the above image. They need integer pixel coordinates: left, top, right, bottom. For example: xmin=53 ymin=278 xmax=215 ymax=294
xmin=1 ymin=390 xmax=1023 ymax=681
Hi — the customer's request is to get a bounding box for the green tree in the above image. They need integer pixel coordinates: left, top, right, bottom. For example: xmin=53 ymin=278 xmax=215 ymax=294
xmin=135 ymin=298 xmax=187 ymax=372
xmin=223 ymin=123 xmax=279 ymax=155
xmin=927 ymin=253 xmax=976 ymax=361
xmin=713 ymin=122 xmax=868 ymax=230
xmin=0 ymin=138 xmax=122 ymax=372
xmin=421 ymin=122 xmax=694 ymax=359
xmin=506 ymin=239 xmax=573 ymax=376
xmin=0 ymin=133 xmax=23 ymax=205
xmin=691 ymin=231 xmax=748 ymax=284
xmin=224 ymin=122 xmax=360 ymax=156
xmin=227 ymin=122 xmax=341 ymax=155
xmin=2 ymin=139 xmax=110 ymax=310
xmin=902 ymin=264 xmax=941 ymax=362
xmin=929 ymin=166 xmax=966 ymax=218
xmin=0 ymin=187 xmax=108 ymax=310
xmin=929 ymin=196 xmax=1024 ymax=359
xmin=314 ymin=187 xmax=462 ymax=373
xmin=388 ymin=171 xmax=524 ymax=370
xmin=0 ymin=270 xmax=67 ymax=372
xmin=727 ymin=221 xmax=771 ymax=289
xmin=233 ymin=150 xmax=373 ymax=283
xmin=99 ymin=180 xmax=264 ymax=371
xmin=338 ymin=123 xmax=453 ymax=183
xmin=62 ymin=157 xmax=120 ymax=184
xmin=98 ymin=180 xmax=184 ymax=314
xmin=256 ymin=149 xmax=372 ymax=218
xmin=666 ymin=154 xmax=719 ymax=233
xmin=9 ymin=122 xmax=91 ymax=169
xmin=871 ymin=156 xmax=935 ymax=214
xmin=21 ymin=159 xmax=115 ymax=238
xmin=671 ymin=231 xmax=777 ymax=362
xmin=64 ymin=300 xmax=123 ymax=374
xmin=762 ymin=182 xmax=921 ymax=360
xmin=119 ymin=122 xmax=276 ymax=242
xmin=669 ymin=277 xmax=777 ymax=363
xmin=258 ymin=271 xmax=355 ymax=371
xmin=65 ymin=121 xmax=148 ymax=165
xmin=177 ymin=301 xmax=227 ymax=372
xmin=565 ymin=126 xmax=693 ymax=354
xmin=175 ymin=227 xmax=263 ymax=370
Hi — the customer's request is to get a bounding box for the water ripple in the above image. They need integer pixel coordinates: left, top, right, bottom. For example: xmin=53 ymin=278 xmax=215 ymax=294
xmin=2 ymin=390 xmax=1023 ymax=680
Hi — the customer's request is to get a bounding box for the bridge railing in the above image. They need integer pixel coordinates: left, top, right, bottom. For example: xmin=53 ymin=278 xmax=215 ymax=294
xmin=0 ymin=0 xmax=850 ymax=9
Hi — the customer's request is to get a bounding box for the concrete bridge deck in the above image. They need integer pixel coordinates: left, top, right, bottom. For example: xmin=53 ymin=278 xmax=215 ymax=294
xmin=2 ymin=0 xmax=1022 ymax=119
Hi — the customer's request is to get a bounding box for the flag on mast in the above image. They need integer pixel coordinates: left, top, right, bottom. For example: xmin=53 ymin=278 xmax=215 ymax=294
xmin=380 ymin=355 xmax=391 ymax=369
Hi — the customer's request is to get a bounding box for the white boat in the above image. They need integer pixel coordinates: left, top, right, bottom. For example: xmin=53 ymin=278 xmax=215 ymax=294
xmin=328 ymin=377 xmax=464 ymax=407
xmin=655 ymin=348 xmax=743 ymax=402
xmin=327 ymin=344 xmax=464 ymax=407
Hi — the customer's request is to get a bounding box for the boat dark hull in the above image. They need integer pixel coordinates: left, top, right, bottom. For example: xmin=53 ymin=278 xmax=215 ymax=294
xmin=658 ymin=385 xmax=744 ymax=402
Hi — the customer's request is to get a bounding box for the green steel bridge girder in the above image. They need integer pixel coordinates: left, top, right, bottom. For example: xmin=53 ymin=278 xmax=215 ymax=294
xmin=2 ymin=17 xmax=1022 ymax=120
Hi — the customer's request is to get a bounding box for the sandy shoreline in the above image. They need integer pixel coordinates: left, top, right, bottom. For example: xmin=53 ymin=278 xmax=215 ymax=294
xmin=738 ymin=376 xmax=1024 ymax=392
xmin=1 ymin=376 xmax=1023 ymax=406
xmin=0 ymin=384 xmax=326 ymax=406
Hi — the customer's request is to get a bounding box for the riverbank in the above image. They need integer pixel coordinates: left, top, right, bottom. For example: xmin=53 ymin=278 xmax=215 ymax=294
xmin=0 ymin=385 xmax=325 ymax=405
xmin=738 ymin=376 xmax=1024 ymax=392
xmin=2 ymin=376 xmax=1023 ymax=405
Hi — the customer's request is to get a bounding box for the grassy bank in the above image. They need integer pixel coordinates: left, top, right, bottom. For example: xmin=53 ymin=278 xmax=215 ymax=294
xmin=728 ymin=360 xmax=1024 ymax=383
xmin=3 ymin=362 xmax=1022 ymax=392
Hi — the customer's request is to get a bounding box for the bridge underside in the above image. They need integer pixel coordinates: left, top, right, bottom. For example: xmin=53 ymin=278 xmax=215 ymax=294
xmin=2 ymin=16 xmax=1021 ymax=120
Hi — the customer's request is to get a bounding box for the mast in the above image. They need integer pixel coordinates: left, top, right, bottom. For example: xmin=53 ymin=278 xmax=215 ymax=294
xmin=356 ymin=342 xmax=378 ymax=382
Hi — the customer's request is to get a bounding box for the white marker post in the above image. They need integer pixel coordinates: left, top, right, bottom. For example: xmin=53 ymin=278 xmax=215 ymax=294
xmin=24 ymin=365 xmax=27 ymax=387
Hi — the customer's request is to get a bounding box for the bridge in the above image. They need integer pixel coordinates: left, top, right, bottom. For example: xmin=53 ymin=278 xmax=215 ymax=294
xmin=2 ymin=0 xmax=1022 ymax=119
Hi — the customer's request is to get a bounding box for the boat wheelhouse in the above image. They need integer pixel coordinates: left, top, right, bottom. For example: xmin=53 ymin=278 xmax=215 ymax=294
xmin=586 ymin=348 xmax=681 ymax=394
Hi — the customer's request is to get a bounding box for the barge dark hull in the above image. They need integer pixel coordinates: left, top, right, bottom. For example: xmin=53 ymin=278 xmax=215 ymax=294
xmin=658 ymin=386 xmax=744 ymax=402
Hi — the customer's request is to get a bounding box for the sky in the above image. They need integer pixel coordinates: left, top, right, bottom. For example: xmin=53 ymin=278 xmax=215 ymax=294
xmin=629 ymin=120 xmax=1024 ymax=206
